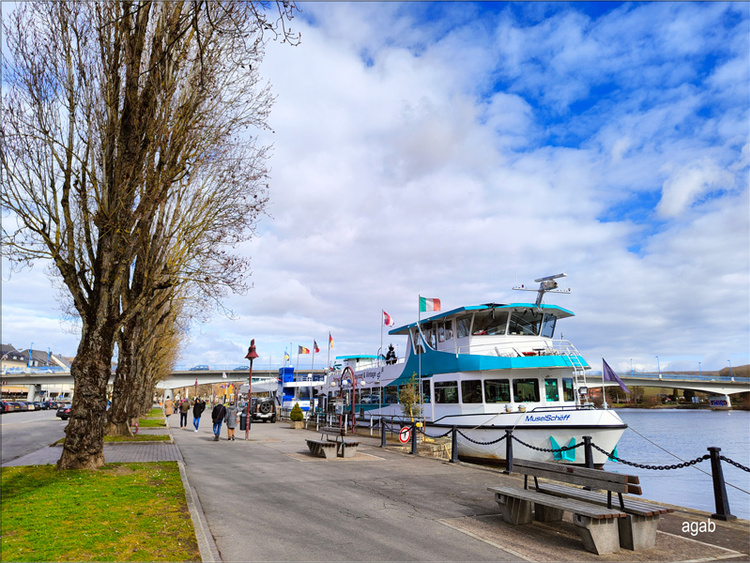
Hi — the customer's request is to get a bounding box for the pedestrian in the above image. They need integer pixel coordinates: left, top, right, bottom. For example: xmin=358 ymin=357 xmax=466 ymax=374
xmin=179 ymin=398 xmax=190 ymax=429
xmin=211 ymin=401 xmax=227 ymax=441
xmin=192 ymin=397 xmax=206 ymax=432
xmin=164 ymin=397 xmax=174 ymax=424
xmin=224 ymin=403 xmax=237 ymax=441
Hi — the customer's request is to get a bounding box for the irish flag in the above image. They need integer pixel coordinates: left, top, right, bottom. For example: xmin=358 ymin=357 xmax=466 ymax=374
xmin=419 ymin=296 xmax=441 ymax=312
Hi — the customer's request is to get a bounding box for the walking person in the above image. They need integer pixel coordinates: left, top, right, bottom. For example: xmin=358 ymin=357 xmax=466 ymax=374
xmin=224 ymin=403 xmax=238 ymax=441
xmin=164 ymin=397 xmax=174 ymax=425
xmin=192 ymin=397 xmax=206 ymax=432
xmin=179 ymin=398 xmax=190 ymax=429
xmin=211 ymin=401 xmax=226 ymax=442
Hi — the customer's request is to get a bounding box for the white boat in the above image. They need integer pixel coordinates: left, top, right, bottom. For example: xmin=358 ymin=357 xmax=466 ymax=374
xmin=328 ymin=274 xmax=627 ymax=467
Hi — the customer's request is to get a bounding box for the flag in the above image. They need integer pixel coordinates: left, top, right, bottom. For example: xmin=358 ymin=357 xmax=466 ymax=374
xmin=298 ymin=346 xmax=310 ymax=354
xmin=314 ymin=341 xmax=320 ymax=353
xmin=284 ymin=351 xmax=290 ymax=363
xmin=603 ymin=358 xmax=629 ymax=393
xmin=329 ymin=332 xmax=334 ymax=349
xmin=383 ymin=310 xmax=395 ymax=326
xmin=419 ymin=296 xmax=441 ymax=312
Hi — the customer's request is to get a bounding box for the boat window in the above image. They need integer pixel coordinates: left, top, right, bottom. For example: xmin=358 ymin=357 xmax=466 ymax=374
xmin=421 ymin=380 xmax=431 ymax=404
xmin=544 ymin=379 xmax=559 ymax=401
xmin=513 ymin=378 xmax=540 ymax=402
xmin=472 ymin=310 xmax=509 ymax=335
xmin=562 ymin=378 xmax=575 ymax=401
xmin=484 ymin=379 xmax=511 ymax=403
xmin=384 ymin=385 xmax=398 ymax=404
xmin=438 ymin=320 xmax=453 ymax=342
xmin=540 ymin=314 xmax=557 ymax=338
xmin=434 ymin=381 xmax=458 ymax=403
xmin=370 ymin=387 xmax=381 ymax=404
xmin=456 ymin=314 xmax=472 ymax=339
xmin=411 ymin=329 xmax=424 ymax=355
xmin=461 ymin=380 xmax=483 ymax=403
xmin=508 ymin=309 xmax=543 ymax=336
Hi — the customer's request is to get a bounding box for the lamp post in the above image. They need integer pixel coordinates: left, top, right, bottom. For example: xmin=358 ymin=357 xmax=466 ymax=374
xmin=656 ymin=356 xmax=661 ymax=379
xmin=698 ymin=361 xmax=702 ymax=376
xmin=728 ymin=360 xmax=734 ymax=382
xmin=245 ymin=340 xmax=259 ymax=441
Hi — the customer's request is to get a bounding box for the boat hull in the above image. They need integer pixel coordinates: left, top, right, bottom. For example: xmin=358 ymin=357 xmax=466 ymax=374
xmin=425 ymin=408 xmax=626 ymax=466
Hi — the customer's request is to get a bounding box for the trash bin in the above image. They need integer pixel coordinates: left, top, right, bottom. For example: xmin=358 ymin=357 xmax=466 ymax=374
xmin=240 ymin=411 xmax=251 ymax=431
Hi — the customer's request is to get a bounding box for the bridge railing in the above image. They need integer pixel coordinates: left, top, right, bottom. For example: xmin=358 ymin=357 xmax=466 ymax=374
xmin=587 ymin=372 xmax=749 ymax=383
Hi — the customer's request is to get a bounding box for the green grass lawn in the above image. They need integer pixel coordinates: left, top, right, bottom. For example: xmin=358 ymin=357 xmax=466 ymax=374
xmin=1 ymin=462 xmax=199 ymax=562
xmin=137 ymin=417 xmax=167 ymax=428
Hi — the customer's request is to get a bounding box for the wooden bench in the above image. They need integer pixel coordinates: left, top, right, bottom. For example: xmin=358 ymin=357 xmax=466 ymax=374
xmin=306 ymin=426 xmax=360 ymax=459
xmin=488 ymin=458 xmax=643 ymax=554
xmin=535 ymin=482 xmax=673 ymax=550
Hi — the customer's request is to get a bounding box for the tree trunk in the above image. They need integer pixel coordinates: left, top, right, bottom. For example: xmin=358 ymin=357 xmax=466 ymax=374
xmin=57 ymin=330 xmax=115 ymax=470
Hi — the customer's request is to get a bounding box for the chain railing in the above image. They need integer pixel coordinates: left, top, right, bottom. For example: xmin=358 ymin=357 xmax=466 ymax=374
xmin=372 ymin=422 xmax=747 ymax=520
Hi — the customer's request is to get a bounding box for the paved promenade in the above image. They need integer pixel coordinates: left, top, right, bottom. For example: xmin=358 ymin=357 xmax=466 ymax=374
xmin=5 ymin=419 xmax=749 ymax=562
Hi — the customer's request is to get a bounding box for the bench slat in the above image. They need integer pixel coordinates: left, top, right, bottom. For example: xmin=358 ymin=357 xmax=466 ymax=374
xmin=514 ymin=458 xmax=639 ymax=484
xmin=538 ymin=483 xmax=672 ymax=517
xmin=488 ymin=485 xmax=626 ymax=520
xmin=513 ymin=459 xmax=641 ymax=495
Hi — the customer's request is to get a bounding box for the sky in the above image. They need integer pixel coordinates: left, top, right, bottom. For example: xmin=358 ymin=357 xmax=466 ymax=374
xmin=2 ymin=2 xmax=749 ymax=375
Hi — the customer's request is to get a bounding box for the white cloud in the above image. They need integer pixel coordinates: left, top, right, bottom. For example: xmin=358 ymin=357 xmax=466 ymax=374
xmin=2 ymin=2 xmax=748 ymax=375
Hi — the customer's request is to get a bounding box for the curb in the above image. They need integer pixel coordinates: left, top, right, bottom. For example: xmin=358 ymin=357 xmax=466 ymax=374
xmin=178 ymin=459 xmax=220 ymax=562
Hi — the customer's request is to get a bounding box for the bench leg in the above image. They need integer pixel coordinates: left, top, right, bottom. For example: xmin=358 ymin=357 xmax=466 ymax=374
xmin=618 ymin=514 xmax=659 ymax=550
xmin=534 ymin=503 xmax=564 ymax=522
xmin=321 ymin=445 xmax=337 ymax=459
xmin=495 ymin=493 xmax=533 ymax=525
xmin=573 ymin=514 xmax=621 ymax=555
xmin=339 ymin=444 xmax=358 ymax=458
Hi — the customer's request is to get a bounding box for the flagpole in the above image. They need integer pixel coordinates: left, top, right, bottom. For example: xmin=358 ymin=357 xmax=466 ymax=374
xmin=311 ymin=342 xmax=315 ymax=371
xmin=601 ymin=358 xmax=608 ymax=409
xmin=380 ymin=311 xmax=384 ymax=365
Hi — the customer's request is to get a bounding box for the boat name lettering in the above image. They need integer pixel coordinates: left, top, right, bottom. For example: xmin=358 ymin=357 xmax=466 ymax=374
xmin=524 ymin=414 xmax=571 ymax=422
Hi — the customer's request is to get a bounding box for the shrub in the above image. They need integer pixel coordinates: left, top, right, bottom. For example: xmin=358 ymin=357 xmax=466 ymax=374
xmin=290 ymin=402 xmax=304 ymax=422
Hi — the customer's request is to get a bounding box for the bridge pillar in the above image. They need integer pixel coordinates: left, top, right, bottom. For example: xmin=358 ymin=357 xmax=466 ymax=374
xmin=26 ymin=384 xmax=42 ymax=401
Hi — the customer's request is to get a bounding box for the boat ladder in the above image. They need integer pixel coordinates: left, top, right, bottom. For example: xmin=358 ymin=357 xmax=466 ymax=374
xmin=557 ymin=341 xmax=590 ymax=405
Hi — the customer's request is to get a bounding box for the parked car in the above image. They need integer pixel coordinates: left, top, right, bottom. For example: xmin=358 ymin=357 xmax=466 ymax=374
xmin=189 ymin=365 xmax=209 ymax=371
xmin=250 ymin=397 xmax=277 ymax=423
xmin=6 ymin=402 xmax=22 ymax=412
xmin=14 ymin=401 xmax=29 ymax=411
xmin=56 ymin=404 xmax=72 ymax=420
xmin=25 ymin=402 xmax=35 ymax=411
xmin=0 ymin=401 xmax=12 ymax=413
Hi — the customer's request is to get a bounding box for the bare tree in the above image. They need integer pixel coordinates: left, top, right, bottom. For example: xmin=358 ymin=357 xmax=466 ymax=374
xmin=1 ymin=1 xmax=298 ymax=469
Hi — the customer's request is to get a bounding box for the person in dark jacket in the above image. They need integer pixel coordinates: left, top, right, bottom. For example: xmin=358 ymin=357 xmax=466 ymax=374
xmin=211 ymin=401 xmax=227 ymax=441
xmin=192 ymin=398 xmax=206 ymax=432
xmin=179 ymin=399 xmax=190 ymax=428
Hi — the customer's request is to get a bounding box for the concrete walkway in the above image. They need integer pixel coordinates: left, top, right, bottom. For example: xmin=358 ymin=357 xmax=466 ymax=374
xmin=5 ymin=419 xmax=749 ymax=562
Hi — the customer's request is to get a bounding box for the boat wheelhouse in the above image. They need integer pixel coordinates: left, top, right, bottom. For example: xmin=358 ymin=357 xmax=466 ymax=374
xmin=327 ymin=275 xmax=627 ymax=466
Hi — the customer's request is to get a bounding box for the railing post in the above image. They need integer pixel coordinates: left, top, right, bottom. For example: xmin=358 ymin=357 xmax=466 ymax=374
xmin=708 ymin=447 xmax=737 ymax=521
xmin=504 ymin=429 xmax=513 ymax=474
xmin=380 ymin=418 xmax=387 ymax=448
xmin=411 ymin=421 xmax=418 ymax=455
xmin=450 ymin=426 xmax=458 ymax=463
xmin=583 ymin=435 xmax=594 ymax=469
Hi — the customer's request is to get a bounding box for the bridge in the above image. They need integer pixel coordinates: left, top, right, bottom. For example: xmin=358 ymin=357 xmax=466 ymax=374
xmin=2 ymin=366 xmax=748 ymax=401
xmin=585 ymin=372 xmax=750 ymax=397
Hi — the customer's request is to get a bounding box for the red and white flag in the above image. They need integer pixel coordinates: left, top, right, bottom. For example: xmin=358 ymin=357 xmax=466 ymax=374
xmin=383 ymin=310 xmax=395 ymax=327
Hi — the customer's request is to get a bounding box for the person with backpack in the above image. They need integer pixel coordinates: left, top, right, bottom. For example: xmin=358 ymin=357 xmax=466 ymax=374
xmin=211 ymin=401 xmax=227 ymax=441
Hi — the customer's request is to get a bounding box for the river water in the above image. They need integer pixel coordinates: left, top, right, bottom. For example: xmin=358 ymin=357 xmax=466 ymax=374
xmin=602 ymin=409 xmax=750 ymax=520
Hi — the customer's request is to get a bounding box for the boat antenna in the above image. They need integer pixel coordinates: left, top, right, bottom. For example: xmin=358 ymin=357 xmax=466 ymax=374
xmin=513 ymin=273 xmax=571 ymax=307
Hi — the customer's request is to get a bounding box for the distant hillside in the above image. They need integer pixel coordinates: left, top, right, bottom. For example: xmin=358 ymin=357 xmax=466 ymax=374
xmin=666 ymin=365 xmax=749 ymax=378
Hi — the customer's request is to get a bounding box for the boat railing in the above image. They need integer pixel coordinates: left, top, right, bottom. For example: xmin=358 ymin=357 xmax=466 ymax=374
xmin=452 ymin=338 xmax=585 ymax=359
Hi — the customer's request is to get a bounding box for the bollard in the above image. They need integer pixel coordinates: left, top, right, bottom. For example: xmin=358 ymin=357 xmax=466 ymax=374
xmin=380 ymin=418 xmax=387 ymax=448
xmin=504 ymin=429 xmax=513 ymax=474
xmin=411 ymin=421 xmax=418 ymax=455
xmin=450 ymin=426 xmax=459 ymax=463
xmin=708 ymin=447 xmax=737 ymax=521
xmin=583 ymin=436 xmax=594 ymax=469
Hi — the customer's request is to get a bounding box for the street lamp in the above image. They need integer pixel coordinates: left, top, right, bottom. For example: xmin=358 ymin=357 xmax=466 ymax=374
xmin=728 ymin=360 xmax=734 ymax=382
xmin=698 ymin=361 xmax=702 ymax=376
xmin=245 ymin=340 xmax=259 ymax=441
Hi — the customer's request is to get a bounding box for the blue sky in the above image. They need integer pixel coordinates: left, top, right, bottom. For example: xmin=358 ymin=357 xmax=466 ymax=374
xmin=2 ymin=2 xmax=749 ymax=374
